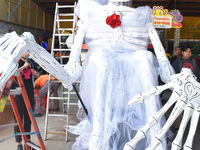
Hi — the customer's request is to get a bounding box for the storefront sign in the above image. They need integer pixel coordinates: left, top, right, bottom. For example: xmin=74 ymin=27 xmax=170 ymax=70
xmin=153 ymin=16 xmax=172 ymax=28
xmin=152 ymin=6 xmax=183 ymax=29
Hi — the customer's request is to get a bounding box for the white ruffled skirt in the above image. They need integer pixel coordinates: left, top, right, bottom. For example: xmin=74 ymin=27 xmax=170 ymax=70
xmin=70 ymin=46 xmax=168 ymax=150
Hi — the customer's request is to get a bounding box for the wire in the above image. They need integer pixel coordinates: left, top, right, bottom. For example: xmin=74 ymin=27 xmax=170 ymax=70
xmin=0 ymin=0 xmax=23 ymax=30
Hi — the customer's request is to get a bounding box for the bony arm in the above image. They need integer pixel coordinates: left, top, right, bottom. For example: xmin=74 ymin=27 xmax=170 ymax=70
xmin=0 ymin=32 xmax=28 ymax=90
xmin=64 ymin=20 xmax=85 ymax=83
xmin=148 ymin=19 xmax=175 ymax=83
xmin=20 ymin=32 xmax=73 ymax=90
xmin=0 ymin=32 xmax=72 ymax=91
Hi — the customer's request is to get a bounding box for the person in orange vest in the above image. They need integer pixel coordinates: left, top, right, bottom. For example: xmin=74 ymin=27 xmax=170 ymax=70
xmin=34 ymin=74 xmax=59 ymax=117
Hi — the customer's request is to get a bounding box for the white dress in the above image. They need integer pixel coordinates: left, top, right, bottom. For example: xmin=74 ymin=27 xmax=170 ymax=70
xmin=70 ymin=1 xmax=170 ymax=150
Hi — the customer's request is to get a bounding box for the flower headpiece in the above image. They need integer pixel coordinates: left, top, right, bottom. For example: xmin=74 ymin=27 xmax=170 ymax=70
xmin=106 ymin=13 xmax=121 ymax=29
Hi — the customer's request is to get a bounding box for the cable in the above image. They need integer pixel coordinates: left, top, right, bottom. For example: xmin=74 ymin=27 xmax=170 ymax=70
xmin=0 ymin=0 xmax=23 ymax=30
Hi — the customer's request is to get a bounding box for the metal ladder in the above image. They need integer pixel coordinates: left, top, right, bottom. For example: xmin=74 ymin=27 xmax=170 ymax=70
xmin=0 ymin=75 xmax=46 ymax=150
xmin=44 ymin=2 xmax=79 ymax=142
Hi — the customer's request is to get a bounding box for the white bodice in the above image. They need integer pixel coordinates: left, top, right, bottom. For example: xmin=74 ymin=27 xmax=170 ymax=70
xmin=76 ymin=1 xmax=152 ymax=50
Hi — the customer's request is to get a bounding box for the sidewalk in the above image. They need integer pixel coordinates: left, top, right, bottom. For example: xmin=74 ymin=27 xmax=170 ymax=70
xmin=0 ymin=104 xmax=79 ymax=150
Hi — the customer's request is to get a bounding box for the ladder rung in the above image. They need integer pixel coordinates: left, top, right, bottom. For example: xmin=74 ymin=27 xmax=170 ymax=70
xmin=55 ymin=33 xmax=72 ymax=36
xmin=48 ymin=114 xmax=68 ymax=117
xmin=49 ymin=80 xmax=61 ymax=83
xmin=47 ymin=132 xmax=66 ymax=135
xmin=55 ymin=31 xmax=73 ymax=35
xmin=60 ymin=42 xmax=73 ymax=45
xmin=60 ymin=42 xmax=67 ymax=44
xmin=56 ymin=19 xmax=74 ymax=22
xmin=59 ymin=13 xmax=74 ymax=16
xmin=63 ymin=92 xmax=69 ymax=94
xmin=58 ymin=5 xmax=75 ymax=8
xmin=60 ymin=56 xmax=70 ymax=58
xmin=53 ymin=49 xmax=71 ymax=51
xmin=64 ymin=103 xmax=78 ymax=105
xmin=62 ymin=103 xmax=68 ymax=105
xmin=58 ymin=28 xmax=74 ymax=31
xmin=26 ymin=142 xmax=41 ymax=150
xmin=63 ymin=92 xmax=76 ymax=94
xmin=49 ymin=97 xmax=69 ymax=100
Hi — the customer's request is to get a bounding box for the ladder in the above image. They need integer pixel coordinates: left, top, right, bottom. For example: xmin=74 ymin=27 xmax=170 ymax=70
xmin=44 ymin=2 xmax=79 ymax=142
xmin=0 ymin=75 xmax=46 ymax=150
xmin=51 ymin=2 xmax=77 ymax=65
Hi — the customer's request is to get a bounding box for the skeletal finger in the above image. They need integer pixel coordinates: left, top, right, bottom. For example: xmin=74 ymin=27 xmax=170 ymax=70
xmin=146 ymin=98 xmax=187 ymax=150
xmin=128 ymin=93 xmax=144 ymax=105
xmin=129 ymin=82 xmax=179 ymax=105
xmin=183 ymin=106 xmax=200 ymax=150
xmin=172 ymin=103 xmax=194 ymax=150
xmin=124 ymin=90 xmax=181 ymax=150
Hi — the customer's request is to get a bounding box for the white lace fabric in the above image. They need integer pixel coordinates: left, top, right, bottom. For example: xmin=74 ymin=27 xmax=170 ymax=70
xmin=69 ymin=2 xmax=170 ymax=150
xmin=76 ymin=2 xmax=152 ymax=50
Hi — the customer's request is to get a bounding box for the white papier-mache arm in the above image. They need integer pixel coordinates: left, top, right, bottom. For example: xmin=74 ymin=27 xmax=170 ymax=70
xmin=0 ymin=32 xmax=27 ymax=90
xmin=0 ymin=31 xmax=72 ymax=90
xmin=64 ymin=20 xmax=85 ymax=83
xmin=21 ymin=32 xmax=73 ymax=90
xmin=148 ymin=18 xmax=175 ymax=83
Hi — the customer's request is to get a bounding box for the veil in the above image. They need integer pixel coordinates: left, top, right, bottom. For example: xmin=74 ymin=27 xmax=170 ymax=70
xmin=75 ymin=0 xmax=132 ymax=18
xmin=75 ymin=0 xmax=109 ymax=19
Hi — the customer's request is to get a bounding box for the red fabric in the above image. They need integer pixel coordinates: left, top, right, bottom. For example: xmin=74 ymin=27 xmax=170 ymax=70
xmin=21 ymin=68 xmax=31 ymax=79
xmin=106 ymin=13 xmax=121 ymax=28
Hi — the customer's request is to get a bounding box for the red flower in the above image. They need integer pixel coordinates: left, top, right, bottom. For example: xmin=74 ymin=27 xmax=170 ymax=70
xmin=106 ymin=13 xmax=121 ymax=29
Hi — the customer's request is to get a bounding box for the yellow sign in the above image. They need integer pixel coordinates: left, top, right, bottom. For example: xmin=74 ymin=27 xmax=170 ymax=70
xmin=152 ymin=6 xmax=183 ymax=29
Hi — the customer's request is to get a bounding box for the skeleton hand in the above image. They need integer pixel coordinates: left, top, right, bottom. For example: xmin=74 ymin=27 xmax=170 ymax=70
xmin=0 ymin=32 xmax=27 ymax=90
xmin=64 ymin=62 xmax=82 ymax=84
xmin=124 ymin=68 xmax=200 ymax=150
xmin=0 ymin=32 xmax=73 ymax=91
